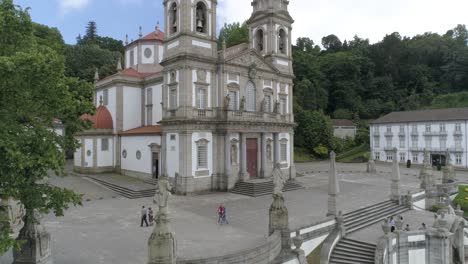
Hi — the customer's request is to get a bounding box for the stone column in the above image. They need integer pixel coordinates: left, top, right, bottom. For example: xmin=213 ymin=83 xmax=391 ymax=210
xmin=367 ymin=152 xmax=376 ymax=174
xmin=289 ymin=132 xmax=296 ymax=180
xmin=391 ymin=148 xmax=401 ymax=202
xmin=224 ymin=132 xmax=231 ymax=180
xmin=420 ymin=150 xmax=434 ymax=190
xmin=273 ymin=132 xmax=279 ymax=165
xmin=239 ymin=133 xmax=248 ymax=181
xmin=327 ymin=151 xmax=340 ymax=216
xmin=260 ymin=132 xmax=267 ymax=178
xmin=161 ymin=133 xmax=167 ymax=175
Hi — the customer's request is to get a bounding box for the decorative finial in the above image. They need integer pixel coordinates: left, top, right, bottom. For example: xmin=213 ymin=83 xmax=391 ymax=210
xmin=94 ymin=68 xmax=99 ymax=83
xmin=139 ymin=26 xmax=143 ymax=38
xmin=156 ymin=21 xmax=160 ymax=32
xmin=125 ymin=34 xmax=129 ymax=45
xmin=99 ymin=96 xmax=103 ymax=106
xmin=117 ymin=58 xmax=122 ymax=72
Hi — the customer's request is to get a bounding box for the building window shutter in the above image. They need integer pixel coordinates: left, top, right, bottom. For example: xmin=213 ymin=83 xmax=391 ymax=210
xmin=197 ymin=88 xmax=206 ymax=109
xmin=103 ymin=89 xmax=109 ymax=105
xmin=197 ymin=144 xmax=208 ymax=169
xmin=147 ymin=107 xmax=153 ymax=125
xmin=280 ymin=142 xmax=287 ymax=162
xmin=101 ymin=138 xmax=109 ymax=151
xmin=147 ymin=88 xmax=153 ymax=105
xmin=170 ymin=88 xmax=177 ymax=109
xmin=280 ymin=97 xmax=287 ymax=114
xmin=264 ymin=95 xmax=271 ymax=112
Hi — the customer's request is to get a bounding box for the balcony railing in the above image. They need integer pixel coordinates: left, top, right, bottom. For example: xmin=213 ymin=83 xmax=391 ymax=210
xmin=423 ymin=131 xmax=448 ymax=136
xmin=384 ymin=131 xmax=394 ymax=137
xmin=411 ymin=130 xmax=419 ymax=136
xmin=162 ymin=108 xmax=293 ymax=124
xmin=454 ymin=130 xmax=463 ymax=136
xmin=409 ymin=147 xmax=464 ymax=153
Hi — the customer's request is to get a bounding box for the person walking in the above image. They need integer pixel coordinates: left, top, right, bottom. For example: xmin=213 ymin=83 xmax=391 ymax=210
xmin=217 ymin=204 xmax=224 ymax=225
xmin=389 ymin=216 xmax=396 ymax=233
xmin=148 ymin=207 xmax=154 ymax=226
xmin=221 ymin=205 xmax=229 ymax=225
xmin=141 ymin=206 xmax=149 ymax=227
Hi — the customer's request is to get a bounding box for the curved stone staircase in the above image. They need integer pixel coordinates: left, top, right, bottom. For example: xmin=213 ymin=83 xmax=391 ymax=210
xmin=329 ymin=200 xmax=410 ymax=264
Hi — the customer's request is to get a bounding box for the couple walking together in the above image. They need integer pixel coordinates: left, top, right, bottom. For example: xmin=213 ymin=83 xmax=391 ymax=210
xmin=217 ymin=204 xmax=229 ymax=225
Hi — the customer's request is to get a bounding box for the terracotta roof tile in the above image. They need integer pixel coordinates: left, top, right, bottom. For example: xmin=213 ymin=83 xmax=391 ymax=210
xmin=371 ymin=108 xmax=468 ymax=124
xmin=332 ymin=119 xmax=355 ymax=127
xmin=142 ymin=30 xmax=164 ymax=41
xmin=80 ymin=105 xmax=113 ymax=129
xmin=119 ymin=125 xmax=162 ymax=136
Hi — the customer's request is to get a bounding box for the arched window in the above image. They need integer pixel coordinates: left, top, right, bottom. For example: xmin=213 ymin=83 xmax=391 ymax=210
xmin=255 ymin=29 xmax=264 ymax=52
xmin=196 ymin=2 xmax=207 ymax=33
xmin=170 ymin=2 xmax=178 ymax=34
xmin=246 ymin=81 xmax=256 ymax=112
xmin=278 ymin=29 xmax=286 ymax=54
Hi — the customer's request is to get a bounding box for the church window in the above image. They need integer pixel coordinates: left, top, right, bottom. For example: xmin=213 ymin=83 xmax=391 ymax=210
xmin=246 ymin=81 xmax=256 ymax=111
xmin=170 ymin=2 xmax=178 ymax=34
xmin=101 ymin=138 xmax=109 ymax=151
xmin=103 ymin=89 xmax=109 ymax=105
xmin=144 ymin=48 xmax=152 ymax=59
xmin=147 ymin=88 xmax=153 ymax=105
xmin=136 ymin=150 xmax=142 ymax=160
xmin=456 ymin=154 xmax=462 ymax=165
xmin=228 ymin=91 xmax=237 ymax=110
xmin=195 ymin=2 xmax=207 ymax=33
xmin=255 ymin=29 xmax=264 ymax=52
xmin=266 ymin=143 xmax=272 ymax=161
xmin=170 ymin=134 xmax=176 ymax=141
xmin=146 ymin=106 xmax=153 ymax=125
xmin=386 ymin=153 xmax=393 ymax=161
xmin=86 ymin=150 xmax=92 ymax=157
xmin=197 ymin=88 xmax=206 ymax=109
xmin=197 ymin=141 xmax=208 ymax=169
xmin=280 ymin=140 xmax=288 ymax=162
xmin=278 ymin=29 xmax=286 ymax=54
xmin=122 ymin=150 xmax=127 ymax=159
xmin=280 ymin=96 xmax=287 ymax=114
xmin=170 ymin=87 xmax=177 ymax=109
xmin=264 ymin=95 xmax=271 ymax=112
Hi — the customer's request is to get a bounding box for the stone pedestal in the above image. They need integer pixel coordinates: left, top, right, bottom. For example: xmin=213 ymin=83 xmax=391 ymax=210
xmin=269 ymin=194 xmax=290 ymax=250
xmin=292 ymin=231 xmax=307 ymax=264
xmin=13 ymin=213 xmax=52 ymax=264
xmin=367 ymin=159 xmax=376 ymax=174
xmin=391 ymin=150 xmax=401 ymax=203
xmin=148 ymin=211 xmax=176 ymax=264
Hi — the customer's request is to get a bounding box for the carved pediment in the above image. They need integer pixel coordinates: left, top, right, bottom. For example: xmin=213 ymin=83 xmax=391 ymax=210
xmin=225 ymin=51 xmax=278 ymax=74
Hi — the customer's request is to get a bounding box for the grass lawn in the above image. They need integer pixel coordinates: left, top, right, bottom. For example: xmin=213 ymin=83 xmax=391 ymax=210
xmin=336 ymin=144 xmax=369 ymax=163
xmin=306 ymin=243 xmax=322 ymax=264
xmin=295 ymin=147 xmax=316 ymax=163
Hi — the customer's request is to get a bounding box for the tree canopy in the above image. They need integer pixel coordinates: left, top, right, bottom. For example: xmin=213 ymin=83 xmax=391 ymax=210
xmin=0 ymin=0 xmax=94 ymax=253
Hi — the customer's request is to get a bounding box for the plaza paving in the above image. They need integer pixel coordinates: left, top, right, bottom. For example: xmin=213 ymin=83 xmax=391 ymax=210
xmin=2 ymin=161 xmax=468 ymax=264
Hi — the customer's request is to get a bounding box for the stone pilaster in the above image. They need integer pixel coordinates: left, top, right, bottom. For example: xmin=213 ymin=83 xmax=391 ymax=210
xmin=391 ymin=148 xmax=401 ymax=202
xmin=289 ymin=132 xmax=296 ymax=180
xmin=260 ymin=132 xmax=267 ymax=178
xmin=239 ymin=133 xmax=248 ymax=181
xmin=13 ymin=210 xmax=52 ymax=264
xmin=273 ymin=132 xmax=279 ymax=165
xmin=327 ymin=151 xmax=339 ymax=216
xmin=224 ymin=132 xmax=231 ymax=180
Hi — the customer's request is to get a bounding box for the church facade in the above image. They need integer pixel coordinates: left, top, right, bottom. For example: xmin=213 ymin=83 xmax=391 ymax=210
xmin=74 ymin=0 xmax=296 ymax=194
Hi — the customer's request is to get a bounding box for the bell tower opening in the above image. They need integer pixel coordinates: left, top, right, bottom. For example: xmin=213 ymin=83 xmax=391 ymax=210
xmin=255 ymin=29 xmax=264 ymax=52
xmin=170 ymin=2 xmax=178 ymax=34
xmin=278 ymin=29 xmax=286 ymax=54
xmin=196 ymin=2 xmax=207 ymax=33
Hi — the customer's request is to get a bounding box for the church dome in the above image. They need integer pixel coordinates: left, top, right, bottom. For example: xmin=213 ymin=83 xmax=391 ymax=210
xmin=80 ymin=105 xmax=113 ymax=129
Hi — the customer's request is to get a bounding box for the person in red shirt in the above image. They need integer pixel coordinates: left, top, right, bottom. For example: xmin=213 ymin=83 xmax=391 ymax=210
xmin=217 ymin=204 xmax=224 ymax=224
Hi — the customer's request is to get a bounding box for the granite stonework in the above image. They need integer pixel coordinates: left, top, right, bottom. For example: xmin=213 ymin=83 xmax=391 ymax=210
xmin=327 ymin=151 xmax=339 ymax=216
xmin=391 ymin=148 xmax=401 ymax=202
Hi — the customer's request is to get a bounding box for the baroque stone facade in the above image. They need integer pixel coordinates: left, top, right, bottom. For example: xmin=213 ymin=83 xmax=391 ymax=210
xmin=74 ymin=0 xmax=296 ymax=194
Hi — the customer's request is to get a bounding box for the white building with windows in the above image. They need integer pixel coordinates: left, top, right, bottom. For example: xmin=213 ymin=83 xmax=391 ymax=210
xmin=370 ymin=108 xmax=468 ymax=168
xmin=74 ymin=0 xmax=296 ymax=194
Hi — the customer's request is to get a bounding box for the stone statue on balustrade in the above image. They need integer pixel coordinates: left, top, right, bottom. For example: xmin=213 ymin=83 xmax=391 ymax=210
xmin=239 ymin=96 xmax=246 ymax=112
xmin=223 ymin=94 xmax=230 ymax=110
xmin=269 ymin=164 xmax=290 ymax=249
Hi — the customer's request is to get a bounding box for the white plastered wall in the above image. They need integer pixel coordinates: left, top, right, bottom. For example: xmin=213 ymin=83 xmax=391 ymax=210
xmin=121 ymin=136 xmax=161 ymax=174
xmin=74 ymin=138 xmax=82 ymax=167
xmin=123 ymin=87 xmax=142 ymax=131
xmin=166 ymin=133 xmax=179 ymax=178
xmin=84 ymin=138 xmax=93 ymax=167
xmin=97 ymin=138 xmax=114 ymax=167
xmin=145 ymin=83 xmax=163 ymax=125
xmin=192 ymin=132 xmax=213 ymax=177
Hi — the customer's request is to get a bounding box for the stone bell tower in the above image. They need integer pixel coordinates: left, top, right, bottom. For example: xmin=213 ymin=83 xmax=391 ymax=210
xmin=162 ymin=0 xmax=218 ymax=60
xmin=247 ymin=0 xmax=294 ymax=75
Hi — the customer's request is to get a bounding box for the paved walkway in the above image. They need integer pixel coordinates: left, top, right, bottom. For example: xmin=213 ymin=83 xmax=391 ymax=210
xmin=2 ymin=161 xmax=468 ymax=263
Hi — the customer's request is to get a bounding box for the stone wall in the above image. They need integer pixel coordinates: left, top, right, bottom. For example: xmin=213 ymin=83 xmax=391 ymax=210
xmin=177 ymin=231 xmax=282 ymax=264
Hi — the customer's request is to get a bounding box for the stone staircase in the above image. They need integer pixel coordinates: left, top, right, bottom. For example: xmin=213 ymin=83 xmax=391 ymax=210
xmin=344 ymin=200 xmax=409 ymax=233
xmin=329 ymin=200 xmax=410 ymax=264
xmin=143 ymin=178 xmax=158 ymax=185
xmin=230 ymin=180 xmax=303 ymax=197
xmin=330 ymin=238 xmax=376 ymax=264
xmin=85 ymin=176 xmax=156 ymax=199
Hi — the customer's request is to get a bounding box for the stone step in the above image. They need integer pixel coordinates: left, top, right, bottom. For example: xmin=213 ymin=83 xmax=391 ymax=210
xmin=330 ymin=238 xmax=376 ymax=264
xmin=143 ymin=178 xmax=158 ymax=185
xmin=344 ymin=202 xmax=403 ymax=224
xmin=346 ymin=207 xmax=410 ymax=233
xmin=337 ymin=241 xmax=376 ymax=254
xmin=230 ymin=180 xmax=303 ymax=197
xmin=333 ymin=247 xmax=374 ymax=259
xmin=86 ymin=177 xmax=155 ymax=199
xmin=341 ymin=238 xmax=377 ymax=249
xmin=330 ymin=256 xmax=374 ymax=264
xmin=332 ymin=252 xmax=374 ymax=262
xmin=344 ymin=200 xmax=395 ymax=219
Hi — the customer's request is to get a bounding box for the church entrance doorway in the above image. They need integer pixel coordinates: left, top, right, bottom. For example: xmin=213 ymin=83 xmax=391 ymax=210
xmin=152 ymin=152 xmax=159 ymax=179
xmin=246 ymin=138 xmax=258 ymax=178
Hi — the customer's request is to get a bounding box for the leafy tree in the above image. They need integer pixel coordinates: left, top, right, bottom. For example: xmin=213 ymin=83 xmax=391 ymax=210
xmin=83 ymin=21 xmax=98 ymax=44
xmin=0 ymin=0 xmax=94 ymax=254
xmin=32 ymin=23 xmax=65 ymax=54
xmin=294 ymin=108 xmax=333 ymax=156
xmin=218 ymin=22 xmax=249 ymax=49
xmin=322 ymin=34 xmax=342 ymax=52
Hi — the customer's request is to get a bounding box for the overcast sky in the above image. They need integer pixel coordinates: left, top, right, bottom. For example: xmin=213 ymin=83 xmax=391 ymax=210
xmin=14 ymin=0 xmax=468 ymax=46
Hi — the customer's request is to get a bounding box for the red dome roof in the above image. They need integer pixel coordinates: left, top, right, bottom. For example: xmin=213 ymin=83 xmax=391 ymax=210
xmin=80 ymin=105 xmax=113 ymax=129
